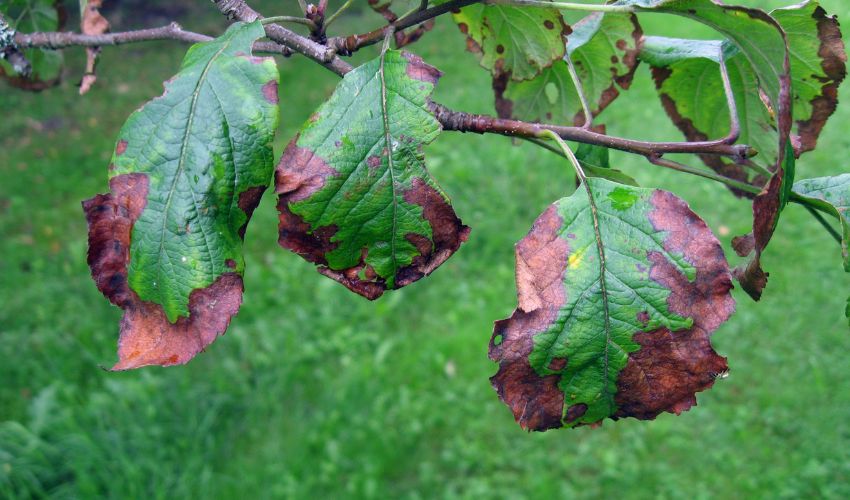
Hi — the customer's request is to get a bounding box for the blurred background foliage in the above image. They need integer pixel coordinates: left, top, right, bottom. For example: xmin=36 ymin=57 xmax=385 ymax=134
xmin=1 ymin=0 xmax=849 ymax=497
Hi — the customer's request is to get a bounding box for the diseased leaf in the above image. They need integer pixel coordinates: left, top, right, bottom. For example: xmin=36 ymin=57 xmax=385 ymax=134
xmin=451 ymin=2 xmax=569 ymax=81
xmin=83 ymin=21 xmax=279 ymax=369
xmin=620 ymin=0 xmax=794 ymax=300
xmin=496 ymin=13 xmax=641 ymax=125
xmin=0 ymin=0 xmax=63 ymax=90
xmin=772 ymin=1 xmax=847 ymax=154
xmin=490 ymin=178 xmax=735 ymax=430
xmin=276 ymin=49 xmax=469 ymax=299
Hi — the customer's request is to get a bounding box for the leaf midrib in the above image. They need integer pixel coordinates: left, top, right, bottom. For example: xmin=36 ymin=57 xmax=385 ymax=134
xmin=156 ymin=39 xmax=232 ymax=311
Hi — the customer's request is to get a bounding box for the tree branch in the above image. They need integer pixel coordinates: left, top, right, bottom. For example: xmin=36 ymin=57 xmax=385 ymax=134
xmin=8 ymin=0 xmax=759 ymax=169
xmin=14 ymin=22 xmax=290 ymax=56
xmin=327 ymin=0 xmax=481 ymax=55
xmin=1 ymin=13 xmax=31 ymax=77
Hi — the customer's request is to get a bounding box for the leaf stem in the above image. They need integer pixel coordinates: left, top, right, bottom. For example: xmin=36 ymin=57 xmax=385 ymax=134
xmin=260 ymin=15 xmax=317 ymax=30
xmin=647 ymin=156 xmax=762 ymax=195
xmin=485 ymin=0 xmax=634 ymax=13
xmin=565 ymin=55 xmax=593 ymax=129
xmin=802 ymin=205 xmax=843 ymax=244
xmin=538 ymin=130 xmax=587 ymax=183
xmin=538 ymin=129 xmax=614 ymax=418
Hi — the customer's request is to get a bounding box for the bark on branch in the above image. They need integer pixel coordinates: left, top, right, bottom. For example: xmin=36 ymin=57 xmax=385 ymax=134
xmin=8 ymin=0 xmax=758 ymax=164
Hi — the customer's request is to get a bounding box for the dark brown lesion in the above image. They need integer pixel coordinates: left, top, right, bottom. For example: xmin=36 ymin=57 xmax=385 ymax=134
xmin=83 ymin=173 xmax=246 ymax=369
xmin=613 ymin=190 xmax=735 ymax=420
xmin=489 ymin=205 xmax=571 ymax=431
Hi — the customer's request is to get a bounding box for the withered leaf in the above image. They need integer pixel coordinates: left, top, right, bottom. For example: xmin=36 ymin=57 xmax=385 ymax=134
xmin=490 ymin=178 xmax=735 ymax=430
xmin=79 ymin=0 xmax=109 ymax=95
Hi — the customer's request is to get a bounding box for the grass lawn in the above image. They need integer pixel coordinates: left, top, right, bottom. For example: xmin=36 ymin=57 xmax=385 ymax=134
xmin=1 ymin=0 xmax=849 ymax=497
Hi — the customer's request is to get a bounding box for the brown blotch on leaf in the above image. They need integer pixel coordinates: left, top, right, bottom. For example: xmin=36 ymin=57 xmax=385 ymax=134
xmin=83 ymin=173 xmax=244 ymax=370
xmin=262 ymin=80 xmax=279 ymax=104
xmin=489 ymin=205 xmax=570 ymax=431
xmin=115 ymin=140 xmax=128 ymax=156
xmin=544 ymin=20 xmax=555 ymax=30
xmin=396 ymin=178 xmax=471 ymax=288
xmin=402 ymin=52 xmax=442 ymax=85
xmin=237 ymin=185 xmax=266 ymax=239
xmin=496 ymin=44 xmax=505 ymax=55
xmin=367 ymin=155 xmax=382 ymax=169
xmin=565 ymin=403 xmax=588 ymax=423
xmin=225 ymin=259 xmax=237 ymax=269
xmin=613 ymin=190 xmax=735 ymax=420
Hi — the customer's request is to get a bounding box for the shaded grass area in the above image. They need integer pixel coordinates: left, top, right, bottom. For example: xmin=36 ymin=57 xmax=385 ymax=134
xmin=1 ymin=0 xmax=849 ymax=497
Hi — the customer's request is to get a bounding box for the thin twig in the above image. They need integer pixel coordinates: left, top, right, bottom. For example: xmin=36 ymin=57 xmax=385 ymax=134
xmin=717 ymin=50 xmax=740 ymax=144
xmin=802 ymin=206 xmax=843 ymax=244
xmin=324 ymin=0 xmax=354 ymax=29
xmin=328 ymin=0 xmax=479 ymax=55
xmin=260 ymin=15 xmax=318 ymax=30
xmin=485 ymin=0 xmax=633 ymax=13
xmin=647 ymin=155 xmax=762 ymax=195
xmin=15 ymin=22 xmax=289 ymax=56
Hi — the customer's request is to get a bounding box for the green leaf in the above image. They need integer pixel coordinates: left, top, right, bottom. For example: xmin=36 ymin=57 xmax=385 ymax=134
xmin=0 ymin=0 xmax=63 ymax=88
xmin=451 ymin=2 xmax=569 ymax=81
xmin=793 ymin=174 xmax=850 ymax=271
xmin=496 ymin=13 xmax=641 ymax=124
xmin=490 ymin=178 xmax=735 ymax=430
xmin=276 ymin=49 xmax=469 ymax=299
xmin=83 ymin=21 xmax=279 ymax=369
xmin=772 ymin=1 xmax=847 ymax=154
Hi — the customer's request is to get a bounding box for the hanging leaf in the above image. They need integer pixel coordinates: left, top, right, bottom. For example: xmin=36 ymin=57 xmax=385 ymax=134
xmin=83 ymin=21 xmax=279 ymax=369
xmin=620 ymin=0 xmax=794 ymax=301
xmin=451 ymin=2 xmax=569 ymax=81
xmin=772 ymin=0 xmax=847 ymax=154
xmin=276 ymin=49 xmax=469 ymax=300
xmin=0 ymin=0 xmax=64 ymax=90
xmin=496 ymin=13 xmax=642 ymax=125
xmin=490 ymin=177 xmax=735 ymax=430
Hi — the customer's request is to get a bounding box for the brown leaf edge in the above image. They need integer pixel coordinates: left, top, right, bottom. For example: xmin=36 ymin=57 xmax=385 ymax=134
xmin=82 ymin=172 xmax=263 ymax=370
xmin=276 ymin=52 xmax=470 ymax=300
xmin=488 ymin=190 xmax=735 ymax=431
xmin=495 ymin=13 xmax=643 ymax=125
xmin=790 ymin=3 xmax=847 ymax=155
xmin=79 ymin=0 xmax=110 ymax=95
